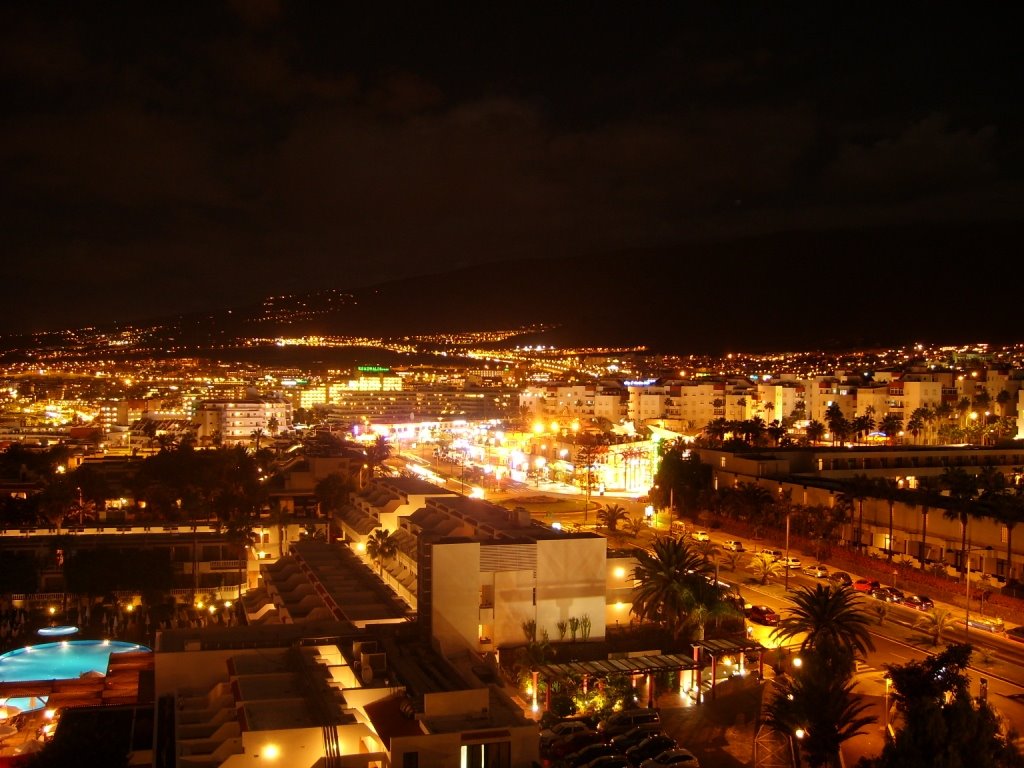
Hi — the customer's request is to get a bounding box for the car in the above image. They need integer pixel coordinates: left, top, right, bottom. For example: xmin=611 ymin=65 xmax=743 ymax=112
xmin=829 ymin=571 xmax=853 ymax=587
xmin=549 ymin=730 xmax=607 ymax=759
xmin=965 ymin=615 xmax=1005 ymax=634
xmin=691 ymin=530 xmax=711 ymax=542
xmin=801 ymin=563 xmax=829 ymax=578
xmin=722 ymin=540 xmax=745 ymax=552
xmin=583 ymin=756 xmax=630 ymax=768
xmin=746 ymin=605 xmax=780 ymax=625
xmin=782 ymin=556 xmax=802 ymax=569
xmin=870 ymin=586 xmax=904 ymax=603
xmin=639 ymin=748 xmax=701 ymax=768
xmin=1006 ymin=625 xmax=1024 ymax=643
xmin=609 ymin=723 xmax=663 ymax=752
xmin=599 ymin=708 xmax=661 ymax=737
xmin=625 ymin=733 xmax=678 ymax=766
xmin=853 ymin=578 xmax=881 ymax=592
xmin=541 ymin=719 xmax=592 ymax=749
xmin=902 ymin=594 xmax=934 ymax=611
xmin=566 ymin=742 xmax=622 ymax=768
xmin=758 ymin=548 xmax=783 ymax=562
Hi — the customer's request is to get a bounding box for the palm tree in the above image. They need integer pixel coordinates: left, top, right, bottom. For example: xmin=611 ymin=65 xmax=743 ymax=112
xmin=824 ymin=403 xmax=845 ymax=446
xmin=693 ymin=538 xmax=721 ymax=564
xmin=878 ymin=413 xmax=903 ymax=445
xmin=250 ymin=428 xmax=265 ymax=451
xmin=850 ymin=414 xmax=872 ymax=445
xmin=920 ymin=404 xmax=937 ymax=445
xmin=981 ymin=481 xmax=1024 ymax=584
xmin=941 ymin=466 xmax=980 ymax=578
xmin=747 ymin=552 xmax=784 ymax=586
xmin=720 ymin=550 xmax=743 ymax=572
xmin=805 ymin=420 xmax=826 ymax=445
xmin=908 ymin=476 xmax=943 ymax=569
xmin=872 ymin=477 xmax=902 ymax=563
xmin=703 ymin=417 xmax=728 ymax=445
xmin=364 ymin=435 xmax=392 ymax=479
xmin=624 ymin=515 xmax=648 ymax=537
xmin=314 ymin=472 xmax=355 ymax=516
xmin=365 ymin=528 xmax=399 ymax=575
xmin=630 ymin=537 xmax=713 ymax=640
xmin=732 ymin=481 xmax=774 ymax=522
xmin=763 ymin=652 xmax=875 ymax=768
xmin=840 ymin=475 xmax=874 ymax=554
xmin=914 ymin=607 xmax=958 ymax=646
xmin=772 ymin=584 xmax=875 ymax=674
xmin=906 ymin=409 xmax=926 ymax=444
xmin=996 ymin=389 xmax=1012 ymax=418
xmin=597 ymin=503 xmax=629 ymax=533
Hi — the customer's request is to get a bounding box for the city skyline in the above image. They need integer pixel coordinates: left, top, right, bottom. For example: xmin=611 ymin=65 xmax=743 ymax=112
xmin=4 ymin=5 xmax=1023 ymax=337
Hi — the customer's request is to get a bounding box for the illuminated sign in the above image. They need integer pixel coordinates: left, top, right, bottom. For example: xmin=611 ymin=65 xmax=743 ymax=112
xmin=357 ymin=366 xmax=391 ymax=373
xmin=623 ymin=379 xmax=658 ymax=387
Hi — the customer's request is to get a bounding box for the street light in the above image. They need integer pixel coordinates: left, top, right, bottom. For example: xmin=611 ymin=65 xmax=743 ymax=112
xmin=965 ymin=543 xmax=994 ymax=642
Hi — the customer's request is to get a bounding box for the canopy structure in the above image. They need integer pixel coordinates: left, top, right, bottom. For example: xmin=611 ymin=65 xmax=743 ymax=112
xmin=533 ymin=652 xmax=700 ymax=710
xmin=691 ymin=638 xmax=767 ymax=700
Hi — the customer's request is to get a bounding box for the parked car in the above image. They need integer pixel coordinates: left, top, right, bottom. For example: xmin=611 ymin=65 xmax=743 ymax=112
xmin=598 ymin=708 xmax=661 ymax=737
xmin=782 ymin=556 xmax=802 ymax=569
xmin=625 ymin=733 xmax=677 ymax=766
xmin=902 ymin=594 xmax=934 ymax=611
xmin=829 ymin=571 xmax=853 ymax=587
xmin=870 ymin=586 xmax=904 ymax=603
xmin=722 ymin=540 xmax=745 ymax=552
xmin=639 ymin=748 xmax=701 ymax=768
xmin=965 ymin=615 xmax=1005 ymax=634
xmin=691 ymin=530 xmax=711 ymax=542
xmin=566 ymin=742 xmax=622 ymax=768
xmin=541 ymin=719 xmax=592 ymax=750
xmin=802 ymin=563 xmax=829 ymax=578
xmin=610 ymin=723 xmax=663 ymax=752
xmin=746 ymin=605 xmax=780 ymax=625
xmin=549 ymin=730 xmax=606 ymax=760
xmin=853 ymin=578 xmax=881 ymax=592
xmin=584 ymin=756 xmax=630 ymax=768
xmin=758 ymin=548 xmax=782 ymax=561
xmin=1006 ymin=625 xmax=1024 ymax=643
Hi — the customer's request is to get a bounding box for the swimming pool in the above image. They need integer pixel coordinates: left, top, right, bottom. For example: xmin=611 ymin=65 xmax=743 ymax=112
xmin=0 ymin=640 xmax=150 ymax=712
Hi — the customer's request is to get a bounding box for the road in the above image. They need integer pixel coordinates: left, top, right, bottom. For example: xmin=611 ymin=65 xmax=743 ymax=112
xmin=389 ymin=452 xmax=1024 ymax=760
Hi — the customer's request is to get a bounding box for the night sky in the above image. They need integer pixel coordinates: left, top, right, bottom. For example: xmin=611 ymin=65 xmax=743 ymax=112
xmin=3 ymin=4 xmax=1022 ymax=335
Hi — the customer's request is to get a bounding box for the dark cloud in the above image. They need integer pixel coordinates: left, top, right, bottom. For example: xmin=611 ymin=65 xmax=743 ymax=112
xmin=1 ymin=5 xmax=1022 ymax=334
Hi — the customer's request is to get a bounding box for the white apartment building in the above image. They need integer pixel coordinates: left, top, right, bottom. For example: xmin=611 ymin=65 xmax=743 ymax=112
xmin=753 ymin=381 xmax=803 ymax=423
xmin=195 ymin=397 xmax=291 ymax=446
xmin=331 ymin=374 xmax=403 ymax=394
xmin=518 ymin=384 xmax=597 ymax=420
xmin=593 ymin=391 xmax=627 ymax=422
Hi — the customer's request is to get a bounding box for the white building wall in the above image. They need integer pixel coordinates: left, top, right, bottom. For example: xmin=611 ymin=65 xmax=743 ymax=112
xmin=593 ymin=394 xmax=625 ymax=422
xmin=535 ymin=538 xmax=607 ymax=642
xmin=431 ymin=542 xmax=483 ymax=656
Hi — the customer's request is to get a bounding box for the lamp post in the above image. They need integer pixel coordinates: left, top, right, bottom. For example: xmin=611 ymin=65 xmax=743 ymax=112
xmin=964 ymin=543 xmax=994 ymax=642
xmin=784 ymin=510 xmax=792 ymax=591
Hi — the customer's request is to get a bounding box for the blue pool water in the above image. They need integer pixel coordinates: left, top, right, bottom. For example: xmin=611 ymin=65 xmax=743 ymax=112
xmin=0 ymin=640 xmax=150 ymax=712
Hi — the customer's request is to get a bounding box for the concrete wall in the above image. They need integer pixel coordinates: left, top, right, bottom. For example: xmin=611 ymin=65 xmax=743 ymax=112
xmin=154 ymin=649 xmax=236 ymax=697
xmin=536 ymin=538 xmax=607 ymax=642
xmin=431 ymin=541 xmax=483 ymax=655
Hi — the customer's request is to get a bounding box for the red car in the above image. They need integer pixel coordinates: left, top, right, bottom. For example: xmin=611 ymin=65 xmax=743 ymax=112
xmin=853 ymin=578 xmax=880 ymax=592
xmin=747 ymin=605 xmax=780 ymax=625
